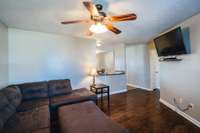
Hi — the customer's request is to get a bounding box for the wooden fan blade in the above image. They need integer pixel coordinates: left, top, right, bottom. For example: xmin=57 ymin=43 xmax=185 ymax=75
xmin=83 ymin=1 xmax=99 ymax=16
xmin=105 ymin=24 xmax=121 ymax=34
xmin=111 ymin=13 xmax=137 ymax=22
xmin=61 ymin=20 xmax=89 ymax=24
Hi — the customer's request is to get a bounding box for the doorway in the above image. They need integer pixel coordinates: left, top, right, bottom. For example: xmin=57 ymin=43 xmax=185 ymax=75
xmin=149 ymin=42 xmax=160 ymax=90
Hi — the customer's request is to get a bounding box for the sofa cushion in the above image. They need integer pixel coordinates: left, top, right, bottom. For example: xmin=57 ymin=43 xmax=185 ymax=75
xmin=0 ymin=118 xmax=3 ymax=132
xmin=17 ymin=98 xmax=49 ymax=112
xmin=2 ymin=86 xmax=22 ymax=108
xmin=18 ymin=81 xmax=48 ymax=101
xmin=58 ymin=101 xmax=129 ymax=133
xmin=2 ymin=105 xmax=50 ymax=133
xmin=0 ymin=92 xmax=16 ymax=131
xmin=48 ymin=79 xmax=72 ymax=97
xmin=50 ymin=88 xmax=97 ymax=108
xmin=32 ymin=127 xmax=51 ymax=133
xmin=0 ymin=91 xmax=8 ymax=109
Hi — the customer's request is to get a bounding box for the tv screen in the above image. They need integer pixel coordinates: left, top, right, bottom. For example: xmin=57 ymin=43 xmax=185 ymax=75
xmin=154 ymin=27 xmax=187 ymax=57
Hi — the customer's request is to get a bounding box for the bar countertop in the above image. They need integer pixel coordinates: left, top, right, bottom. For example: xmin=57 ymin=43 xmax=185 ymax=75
xmin=97 ymin=71 xmax=125 ymax=76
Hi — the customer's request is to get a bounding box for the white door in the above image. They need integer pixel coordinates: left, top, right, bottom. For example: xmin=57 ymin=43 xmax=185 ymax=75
xmin=149 ymin=45 xmax=160 ymax=89
xmin=152 ymin=61 xmax=160 ymax=89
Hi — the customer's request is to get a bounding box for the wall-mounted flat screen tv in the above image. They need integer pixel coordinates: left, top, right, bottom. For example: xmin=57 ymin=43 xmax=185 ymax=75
xmin=154 ymin=27 xmax=187 ymax=57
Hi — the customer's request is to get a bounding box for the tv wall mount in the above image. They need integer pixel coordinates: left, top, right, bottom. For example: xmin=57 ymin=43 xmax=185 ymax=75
xmin=159 ymin=56 xmax=182 ymax=62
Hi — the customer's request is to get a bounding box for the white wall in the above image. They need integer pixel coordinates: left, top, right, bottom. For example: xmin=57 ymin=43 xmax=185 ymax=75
xmin=96 ymin=52 xmax=105 ymax=70
xmin=126 ymin=44 xmax=150 ymax=89
xmin=155 ymin=13 xmax=200 ymax=122
xmin=96 ymin=52 xmax=114 ymax=73
xmin=0 ymin=21 xmax=8 ymax=88
xmin=104 ymin=52 xmax=114 ymax=72
xmin=8 ymin=28 xmax=96 ymax=89
xmin=148 ymin=41 xmax=160 ymax=89
xmin=96 ymin=43 xmax=126 ymax=71
xmin=114 ymin=44 xmax=126 ymax=71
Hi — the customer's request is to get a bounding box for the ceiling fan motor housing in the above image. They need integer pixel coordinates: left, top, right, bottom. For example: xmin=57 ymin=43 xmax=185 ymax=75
xmin=95 ymin=4 xmax=107 ymax=18
xmin=95 ymin=4 xmax=103 ymax=11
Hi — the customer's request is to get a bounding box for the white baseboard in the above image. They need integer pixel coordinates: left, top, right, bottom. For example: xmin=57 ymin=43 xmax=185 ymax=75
xmin=160 ymin=98 xmax=200 ymax=128
xmin=110 ymin=89 xmax=127 ymax=95
xmin=127 ymin=83 xmax=153 ymax=91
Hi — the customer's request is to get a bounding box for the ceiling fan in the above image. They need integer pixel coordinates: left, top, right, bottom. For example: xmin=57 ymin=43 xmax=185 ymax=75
xmin=61 ymin=1 xmax=137 ymax=35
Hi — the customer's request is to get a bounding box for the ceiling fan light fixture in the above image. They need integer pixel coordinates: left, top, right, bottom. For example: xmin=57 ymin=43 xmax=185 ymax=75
xmin=89 ymin=23 xmax=108 ymax=34
xmin=96 ymin=40 xmax=102 ymax=47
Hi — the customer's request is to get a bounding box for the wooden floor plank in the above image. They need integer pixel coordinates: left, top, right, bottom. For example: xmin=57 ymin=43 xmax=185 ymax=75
xmin=99 ymin=88 xmax=200 ymax=133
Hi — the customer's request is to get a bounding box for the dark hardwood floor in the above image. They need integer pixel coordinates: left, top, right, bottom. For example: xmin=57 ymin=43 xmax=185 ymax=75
xmin=98 ymin=88 xmax=200 ymax=133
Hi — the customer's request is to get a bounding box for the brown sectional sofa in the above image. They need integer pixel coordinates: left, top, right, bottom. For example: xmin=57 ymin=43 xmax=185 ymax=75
xmin=0 ymin=79 xmax=129 ymax=133
xmin=3 ymin=105 xmax=50 ymax=133
xmin=0 ymin=79 xmax=97 ymax=133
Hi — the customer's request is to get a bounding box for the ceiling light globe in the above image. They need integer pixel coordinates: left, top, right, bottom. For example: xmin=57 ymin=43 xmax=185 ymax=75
xmin=96 ymin=43 xmax=101 ymax=47
xmin=89 ymin=23 xmax=108 ymax=34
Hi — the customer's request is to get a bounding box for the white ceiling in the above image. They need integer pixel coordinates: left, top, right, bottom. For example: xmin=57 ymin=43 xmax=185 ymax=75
xmin=0 ymin=0 xmax=200 ymax=44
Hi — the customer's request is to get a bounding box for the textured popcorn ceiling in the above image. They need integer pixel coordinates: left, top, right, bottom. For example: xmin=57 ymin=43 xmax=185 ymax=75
xmin=0 ymin=0 xmax=200 ymax=44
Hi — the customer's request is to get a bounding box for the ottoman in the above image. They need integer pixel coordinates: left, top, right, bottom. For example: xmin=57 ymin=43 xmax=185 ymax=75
xmin=58 ymin=101 xmax=129 ymax=133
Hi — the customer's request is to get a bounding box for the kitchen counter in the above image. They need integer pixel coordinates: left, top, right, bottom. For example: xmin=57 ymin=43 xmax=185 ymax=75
xmin=97 ymin=71 xmax=125 ymax=76
xmin=96 ymin=71 xmax=127 ymax=94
